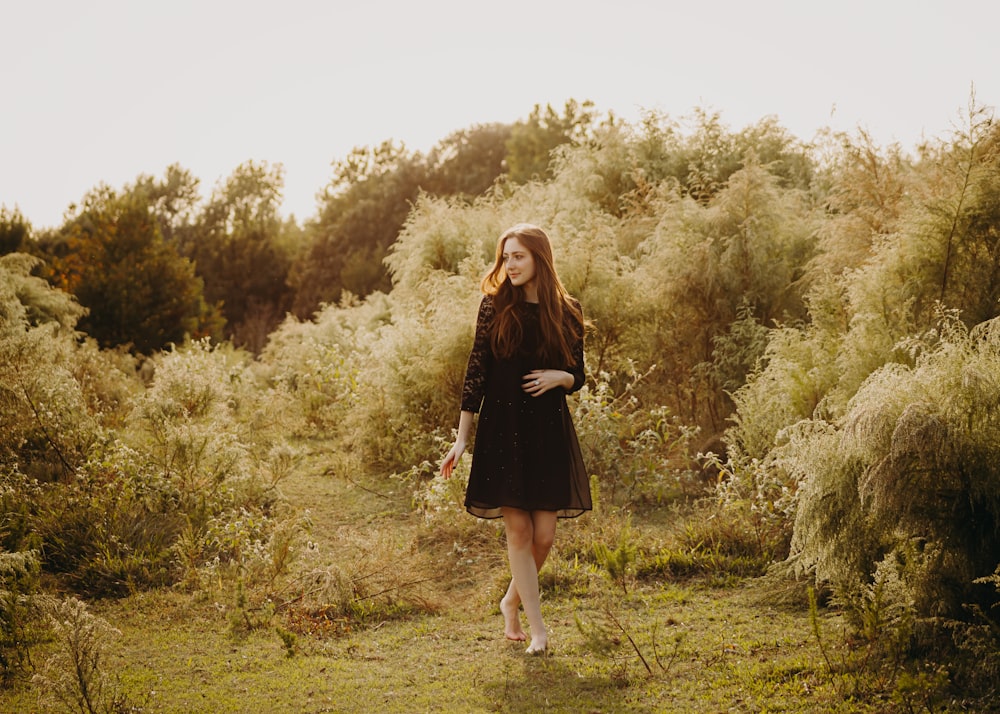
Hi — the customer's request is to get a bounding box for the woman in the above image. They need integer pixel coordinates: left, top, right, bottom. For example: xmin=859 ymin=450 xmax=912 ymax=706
xmin=440 ymin=223 xmax=590 ymax=655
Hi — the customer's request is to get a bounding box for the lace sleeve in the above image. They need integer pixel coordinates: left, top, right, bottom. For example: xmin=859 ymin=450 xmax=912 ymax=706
xmin=566 ymin=299 xmax=586 ymax=394
xmin=460 ymin=295 xmax=494 ymax=413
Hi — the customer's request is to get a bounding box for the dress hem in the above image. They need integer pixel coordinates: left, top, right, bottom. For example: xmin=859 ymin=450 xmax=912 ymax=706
xmin=465 ymin=505 xmax=591 ymax=520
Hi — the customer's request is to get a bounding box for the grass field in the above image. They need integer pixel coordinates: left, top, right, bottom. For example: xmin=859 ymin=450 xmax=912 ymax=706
xmin=1 ymin=448 xmax=908 ymax=713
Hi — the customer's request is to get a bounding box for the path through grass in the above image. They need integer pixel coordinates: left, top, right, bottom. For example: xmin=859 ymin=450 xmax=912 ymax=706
xmin=2 ymin=447 xmax=879 ymax=713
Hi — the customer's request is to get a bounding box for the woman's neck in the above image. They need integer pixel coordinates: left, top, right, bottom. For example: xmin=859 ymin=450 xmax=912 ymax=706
xmin=523 ymin=283 xmax=538 ymax=303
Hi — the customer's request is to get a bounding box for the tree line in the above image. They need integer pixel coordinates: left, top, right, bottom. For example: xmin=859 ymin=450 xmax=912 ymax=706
xmin=0 ymin=100 xmax=598 ymax=354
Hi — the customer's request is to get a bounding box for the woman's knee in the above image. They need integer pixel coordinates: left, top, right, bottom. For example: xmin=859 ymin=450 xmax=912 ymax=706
xmin=533 ymin=528 xmax=555 ymax=553
xmin=531 ymin=512 xmax=557 ymax=553
xmin=502 ymin=509 xmax=534 ymax=549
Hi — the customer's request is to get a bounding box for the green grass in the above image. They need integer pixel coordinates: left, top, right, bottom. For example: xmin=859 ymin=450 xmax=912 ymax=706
xmin=5 ymin=583 xmax=864 ymax=713
xmin=1 ymin=448 xmax=892 ymax=713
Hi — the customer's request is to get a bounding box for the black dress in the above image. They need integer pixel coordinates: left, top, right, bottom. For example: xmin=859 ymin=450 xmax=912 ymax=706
xmin=460 ymin=294 xmax=591 ymax=519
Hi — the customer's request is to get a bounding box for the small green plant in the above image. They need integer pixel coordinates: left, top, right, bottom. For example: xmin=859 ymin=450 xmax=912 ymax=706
xmin=808 ymin=586 xmax=839 ymax=692
xmin=228 ymin=577 xmax=276 ymax=635
xmin=573 ymin=372 xmax=703 ymax=507
xmin=937 ymin=567 xmax=1000 ymax=707
xmin=275 ymin=625 xmax=298 ymax=658
xmin=808 ymin=566 xmax=952 ymax=709
xmin=592 ymin=516 xmax=639 ymax=594
xmin=890 ymin=665 xmax=950 ymax=714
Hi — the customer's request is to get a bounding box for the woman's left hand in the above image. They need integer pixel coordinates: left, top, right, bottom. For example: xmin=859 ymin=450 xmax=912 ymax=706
xmin=522 ymin=369 xmax=572 ymax=396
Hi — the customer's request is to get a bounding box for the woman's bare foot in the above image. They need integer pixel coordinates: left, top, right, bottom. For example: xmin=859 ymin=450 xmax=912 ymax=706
xmin=525 ymin=633 xmax=548 ymax=655
xmin=500 ymin=596 xmax=526 ymax=641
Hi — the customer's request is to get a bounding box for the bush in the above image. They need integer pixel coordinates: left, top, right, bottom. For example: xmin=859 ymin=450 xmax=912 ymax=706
xmin=7 ymin=337 xmax=297 ymax=597
xmin=31 ymin=442 xmax=184 ymax=595
xmin=788 ymin=314 xmax=1000 ymax=619
xmin=573 ymin=372 xmax=703 ymax=507
xmin=0 ymin=255 xmax=100 ymax=481
xmin=0 ymin=549 xmax=44 ymax=686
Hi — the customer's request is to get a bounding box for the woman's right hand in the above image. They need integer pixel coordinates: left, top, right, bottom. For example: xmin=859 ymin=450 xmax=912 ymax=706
xmin=440 ymin=441 xmax=465 ymax=479
xmin=441 ymin=411 xmax=474 ymax=479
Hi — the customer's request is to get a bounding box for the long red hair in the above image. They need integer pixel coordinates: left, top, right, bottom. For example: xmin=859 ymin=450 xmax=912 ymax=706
xmin=481 ymin=224 xmax=582 ymax=366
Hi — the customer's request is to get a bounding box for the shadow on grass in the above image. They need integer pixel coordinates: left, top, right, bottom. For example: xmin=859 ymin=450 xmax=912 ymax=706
xmin=483 ymin=650 xmax=628 ymax=713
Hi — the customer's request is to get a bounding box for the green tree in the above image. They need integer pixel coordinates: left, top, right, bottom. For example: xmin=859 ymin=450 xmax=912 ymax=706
xmin=291 ymin=106 xmax=607 ymax=318
xmin=0 ymin=208 xmax=31 ymax=255
xmin=50 ymin=186 xmax=214 ymax=353
xmin=505 ymin=99 xmax=598 ymax=183
xmin=182 ymin=161 xmax=293 ymax=351
xmin=132 ymin=163 xmax=203 ymax=244
xmin=424 ymin=123 xmax=512 ymax=198
xmin=291 ymin=141 xmax=429 ymax=316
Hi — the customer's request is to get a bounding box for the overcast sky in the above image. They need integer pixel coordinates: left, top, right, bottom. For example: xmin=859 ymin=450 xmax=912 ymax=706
xmin=2 ymin=0 xmax=997 ymax=229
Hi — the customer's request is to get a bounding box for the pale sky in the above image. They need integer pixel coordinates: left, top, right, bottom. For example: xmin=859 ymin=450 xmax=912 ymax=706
xmin=2 ymin=0 xmax=997 ymax=229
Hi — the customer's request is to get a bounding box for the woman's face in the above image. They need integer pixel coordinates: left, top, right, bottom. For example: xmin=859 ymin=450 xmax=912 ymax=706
xmin=503 ymin=237 xmax=536 ymax=290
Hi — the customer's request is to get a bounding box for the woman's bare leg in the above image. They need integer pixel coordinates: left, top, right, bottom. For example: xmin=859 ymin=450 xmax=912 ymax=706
xmin=501 ymin=508 xmax=557 ymax=653
xmin=499 ymin=582 xmax=527 ymax=641
xmin=500 ymin=509 xmax=556 ymax=640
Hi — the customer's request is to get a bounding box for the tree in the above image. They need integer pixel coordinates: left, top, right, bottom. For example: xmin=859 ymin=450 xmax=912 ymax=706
xmin=0 ymin=207 xmax=31 ymax=255
xmin=505 ymin=99 xmax=598 ymax=183
xmin=49 ymin=186 xmax=215 ymax=353
xmin=182 ymin=161 xmax=293 ymax=351
xmin=290 ymin=141 xmax=429 ymax=316
xmin=424 ymin=123 xmax=512 ymax=198
xmin=290 ymin=121 xmax=525 ymax=318
xmin=132 ymin=163 xmax=203 ymax=244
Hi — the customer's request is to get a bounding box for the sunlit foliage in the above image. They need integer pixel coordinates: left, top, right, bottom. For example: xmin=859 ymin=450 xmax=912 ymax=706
xmin=786 ymin=313 xmax=1000 ymax=617
xmin=0 ymin=253 xmax=93 ymax=478
xmin=269 ymin=110 xmax=820 ymax=482
xmin=728 ymin=101 xmax=1000 ymax=620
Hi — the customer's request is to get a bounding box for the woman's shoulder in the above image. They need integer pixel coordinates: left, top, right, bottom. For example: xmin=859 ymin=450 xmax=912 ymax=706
xmin=563 ymin=294 xmax=583 ymax=316
xmin=562 ymin=295 xmax=585 ymax=332
xmin=476 ymin=293 xmax=496 ymax=320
